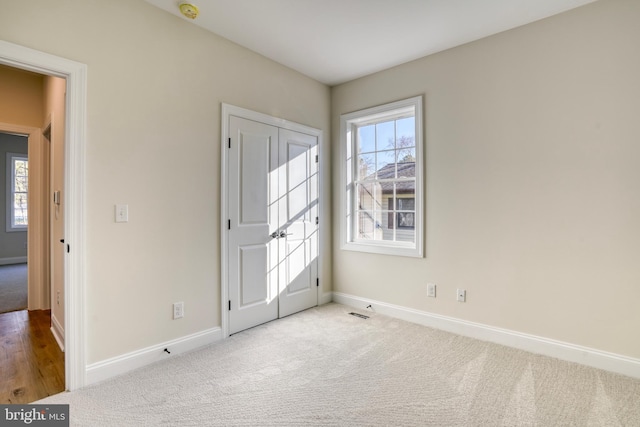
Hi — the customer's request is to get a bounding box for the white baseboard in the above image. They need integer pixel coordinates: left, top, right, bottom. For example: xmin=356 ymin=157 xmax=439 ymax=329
xmin=85 ymin=327 xmax=222 ymax=386
xmin=0 ymin=256 xmax=27 ymax=266
xmin=333 ymin=292 xmax=640 ymax=379
xmin=319 ymin=291 xmax=333 ymax=305
xmin=51 ymin=314 xmax=65 ymax=352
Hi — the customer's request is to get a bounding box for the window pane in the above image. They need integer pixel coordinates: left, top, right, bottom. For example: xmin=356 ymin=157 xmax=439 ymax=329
xmin=396 ymin=151 xmax=416 ymax=181
xmin=380 ymin=210 xmax=395 ymax=241
xmin=15 ymin=176 xmax=28 ymax=192
xmin=395 ymin=193 xmax=416 ymax=242
xmin=376 ymin=150 xmax=395 ymax=177
xmin=376 ymin=121 xmax=394 ymax=151
xmin=396 ymin=197 xmax=415 ymax=211
xmin=397 ymin=212 xmax=415 ymax=229
xmin=15 ymin=159 xmax=28 ymax=175
xmin=14 ymin=193 xmax=28 ymax=226
xmin=395 ymin=180 xmax=415 ymax=199
xmin=14 ymin=193 xmax=27 ymax=208
xmin=396 ymin=117 xmax=415 ymax=166
xmin=397 ymin=147 xmax=416 ymax=166
xmin=396 ymin=117 xmax=415 ymax=142
xmin=357 ymin=211 xmax=377 ymax=239
xmin=358 ymin=125 xmax=375 ymax=153
xmin=357 ymin=182 xmax=382 ymax=211
xmin=358 ymin=153 xmax=376 ymax=179
xmin=14 ymin=212 xmax=28 ymax=226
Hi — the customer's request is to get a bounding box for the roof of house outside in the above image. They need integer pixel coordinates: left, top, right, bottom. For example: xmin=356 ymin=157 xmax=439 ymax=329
xmin=369 ymin=162 xmax=415 ymax=194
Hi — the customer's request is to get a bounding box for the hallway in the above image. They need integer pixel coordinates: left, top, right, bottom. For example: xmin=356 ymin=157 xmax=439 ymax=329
xmin=0 ymin=264 xmax=28 ymax=315
xmin=0 ymin=309 xmax=64 ymax=403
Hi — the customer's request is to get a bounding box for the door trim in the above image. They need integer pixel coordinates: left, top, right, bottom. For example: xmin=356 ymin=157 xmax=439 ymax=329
xmin=0 ymin=40 xmax=87 ymax=390
xmin=221 ymin=104 xmax=323 ymax=338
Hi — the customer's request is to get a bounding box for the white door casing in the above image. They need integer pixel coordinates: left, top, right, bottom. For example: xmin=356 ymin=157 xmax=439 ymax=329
xmin=222 ymin=105 xmax=321 ymax=336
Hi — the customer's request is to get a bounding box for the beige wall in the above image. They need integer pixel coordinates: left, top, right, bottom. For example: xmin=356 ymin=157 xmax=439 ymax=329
xmin=43 ymin=76 xmax=66 ymax=331
xmin=0 ymin=0 xmax=331 ymax=364
xmin=0 ymin=64 xmax=44 ymax=127
xmin=332 ymin=0 xmax=640 ymax=359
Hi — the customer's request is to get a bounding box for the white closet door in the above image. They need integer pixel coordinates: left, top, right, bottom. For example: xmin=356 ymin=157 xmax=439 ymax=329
xmin=277 ymin=128 xmax=318 ymax=318
xmin=228 ymin=116 xmax=279 ymax=334
xmin=227 ymin=117 xmax=318 ymax=334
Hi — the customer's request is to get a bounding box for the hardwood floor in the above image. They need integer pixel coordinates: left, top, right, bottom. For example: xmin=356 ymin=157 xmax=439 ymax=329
xmin=0 ymin=309 xmax=65 ymax=403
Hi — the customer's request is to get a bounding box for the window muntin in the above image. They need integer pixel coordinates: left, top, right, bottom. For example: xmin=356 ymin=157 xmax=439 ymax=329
xmin=341 ymin=96 xmax=423 ymax=257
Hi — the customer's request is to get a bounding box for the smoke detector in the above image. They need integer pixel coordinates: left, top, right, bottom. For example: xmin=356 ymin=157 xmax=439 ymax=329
xmin=179 ymin=2 xmax=199 ymax=19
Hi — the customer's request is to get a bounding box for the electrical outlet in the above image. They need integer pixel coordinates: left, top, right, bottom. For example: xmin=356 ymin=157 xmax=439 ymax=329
xmin=173 ymin=302 xmax=184 ymax=319
xmin=457 ymin=289 xmax=466 ymax=302
xmin=427 ymin=283 xmax=436 ymax=298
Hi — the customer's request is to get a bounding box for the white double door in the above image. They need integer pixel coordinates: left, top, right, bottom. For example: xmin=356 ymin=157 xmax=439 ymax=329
xmin=228 ymin=115 xmax=319 ymax=334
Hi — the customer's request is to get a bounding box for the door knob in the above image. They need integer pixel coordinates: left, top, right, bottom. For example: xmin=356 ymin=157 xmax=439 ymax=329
xmin=270 ymin=231 xmax=279 ymax=239
xmin=279 ymin=231 xmax=292 ymax=238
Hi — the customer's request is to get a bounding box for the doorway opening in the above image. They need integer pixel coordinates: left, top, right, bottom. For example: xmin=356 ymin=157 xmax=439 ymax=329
xmin=0 ymin=40 xmax=87 ymax=393
xmin=0 ymin=65 xmax=65 ymax=402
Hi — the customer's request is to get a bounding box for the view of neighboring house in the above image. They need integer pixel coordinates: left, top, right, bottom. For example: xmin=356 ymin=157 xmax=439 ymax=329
xmin=357 ymin=161 xmax=416 ymax=243
xmin=354 ymin=114 xmax=416 ymax=243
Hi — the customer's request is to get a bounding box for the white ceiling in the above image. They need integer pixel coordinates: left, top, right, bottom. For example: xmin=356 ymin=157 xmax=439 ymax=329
xmin=145 ymin=0 xmax=597 ymax=86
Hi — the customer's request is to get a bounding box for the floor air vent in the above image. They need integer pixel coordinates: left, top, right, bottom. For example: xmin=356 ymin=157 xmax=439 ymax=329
xmin=349 ymin=312 xmax=369 ymax=319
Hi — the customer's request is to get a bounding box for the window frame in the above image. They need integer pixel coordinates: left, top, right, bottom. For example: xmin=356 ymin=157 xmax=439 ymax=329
xmin=340 ymin=96 xmax=424 ymax=257
xmin=6 ymin=152 xmax=28 ymax=232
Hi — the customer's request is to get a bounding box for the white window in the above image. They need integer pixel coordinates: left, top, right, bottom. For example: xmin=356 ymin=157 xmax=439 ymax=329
xmin=6 ymin=153 xmax=28 ymax=232
xmin=340 ymin=96 xmax=423 ymax=257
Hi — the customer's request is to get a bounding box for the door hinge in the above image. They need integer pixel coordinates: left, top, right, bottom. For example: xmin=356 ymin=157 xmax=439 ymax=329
xmin=228 ymin=219 xmax=231 ymax=230
xmin=316 ymin=278 xmax=319 ymax=287
xmin=315 ymin=154 xmax=318 ymax=163
xmin=315 ymin=216 xmax=319 ymax=225
xmin=66 ymin=244 xmax=70 ymax=253
xmin=228 ymin=300 xmax=231 ymax=311
xmin=228 ymin=138 xmax=231 ymax=148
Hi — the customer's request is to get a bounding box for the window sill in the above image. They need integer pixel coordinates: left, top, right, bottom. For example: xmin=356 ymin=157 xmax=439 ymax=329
xmin=341 ymin=240 xmax=423 ymax=258
xmin=5 ymin=227 xmax=27 ymax=233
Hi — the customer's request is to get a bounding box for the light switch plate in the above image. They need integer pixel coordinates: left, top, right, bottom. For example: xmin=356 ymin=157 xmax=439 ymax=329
xmin=115 ymin=204 xmax=128 ymax=223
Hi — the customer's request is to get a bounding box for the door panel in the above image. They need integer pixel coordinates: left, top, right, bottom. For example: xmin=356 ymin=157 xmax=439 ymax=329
xmin=278 ymin=129 xmax=318 ymax=318
xmin=239 ymin=139 xmax=269 ymax=225
xmin=285 ymin=239 xmax=310 ymax=294
xmin=239 ymin=244 xmax=269 ymax=306
xmin=228 ymin=116 xmax=279 ymax=334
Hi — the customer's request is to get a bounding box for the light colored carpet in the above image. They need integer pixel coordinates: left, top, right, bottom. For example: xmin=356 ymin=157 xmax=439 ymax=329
xmin=0 ymin=263 xmax=27 ymax=314
xmin=38 ymin=303 xmax=640 ymax=426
